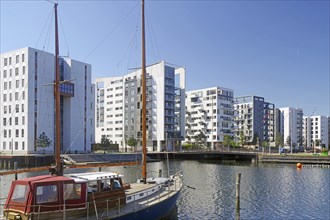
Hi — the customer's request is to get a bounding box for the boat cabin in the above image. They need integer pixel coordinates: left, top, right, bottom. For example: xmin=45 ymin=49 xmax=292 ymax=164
xmin=4 ymin=172 xmax=129 ymax=220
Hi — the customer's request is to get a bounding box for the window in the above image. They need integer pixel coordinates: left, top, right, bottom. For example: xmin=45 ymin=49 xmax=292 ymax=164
xmin=22 ymin=79 xmax=24 ymax=87
xmin=4 ymin=82 xmax=7 ymax=90
xmin=22 ymin=116 xmax=25 ymax=125
xmin=22 ymin=66 xmax=25 ymax=74
xmin=16 ymin=80 xmax=19 ymax=88
xmin=36 ymin=185 xmax=58 ymax=204
xmin=9 ymin=57 xmax=12 ymax=65
xmin=64 ymin=183 xmax=81 ymax=200
xmin=3 ymin=142 xmax=6 ymax=150
xmin=4 ymin=58 xmax=7 ymax=66
xmin=15 ymin=142 xmax=18 ymax=150
xmin=22 ymin=54 xmax=25 ymax=62
xmin=21 ymin=104 xmax=24 ymax=112
xmin=15 ymin=92 xmax=19 ymax=101
xmin=15 ymin=117 xmax=18 ymax=125
xmin=16 ymin=129 xmax=19 ymax=137
xmin=21 ymin=129 xmax=24 ymax=137
xmin=4 ymin=106 xmax=7 ymax=114
xmin=3 ymin=130 xmax=7 ymax=138
xmin=22 ymin=141 xmax=25 ymax=150
xmin=16 ymin=55 xmax=19 ymax=63
xmin=3 ymin=94 xmax=6 ymax=102
xmin=15 ymin=68 xmax=19 ymax=76
xmin=3 ymin=70 xmax=7 ymax=78
xmin=22 ymin=91 xmax=25 ymax=100
xmin=10 ymin=185 xmax=28 ymax=204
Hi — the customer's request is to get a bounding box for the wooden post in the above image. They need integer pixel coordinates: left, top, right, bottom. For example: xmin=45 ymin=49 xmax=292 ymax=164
xmin=235 ymin=173 xmax=241 ymax=220
xmin=14 ymin=162 xmax=18 ymax=180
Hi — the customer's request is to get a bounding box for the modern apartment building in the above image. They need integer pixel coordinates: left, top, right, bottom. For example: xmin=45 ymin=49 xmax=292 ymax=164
xmin=185 ymin=87 xmax=234 ymax=149
xmin=234 ymin=96 xmax=275 ymax=145
xmin=303 ymin=115 xmax=329 ymax=149
xmin=279 ymin=107 xmax=303 ymax=150
xmin=95 ymin=61 xmax=186 ymax=152
xmin=0 ymin=47 xmax=95 ymax=154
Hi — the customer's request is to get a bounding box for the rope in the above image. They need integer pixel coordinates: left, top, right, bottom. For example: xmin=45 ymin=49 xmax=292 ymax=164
xmin=83 ymin=2 xmax=139 ymax=62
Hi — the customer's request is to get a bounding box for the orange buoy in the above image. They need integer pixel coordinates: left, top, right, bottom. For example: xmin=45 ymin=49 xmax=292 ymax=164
xmin=296 ymin=163 xmax=302 ymax=169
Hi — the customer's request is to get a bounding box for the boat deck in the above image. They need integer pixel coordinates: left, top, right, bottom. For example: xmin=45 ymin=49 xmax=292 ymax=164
xmin=80 ymin=177 xmax=182 ymax=219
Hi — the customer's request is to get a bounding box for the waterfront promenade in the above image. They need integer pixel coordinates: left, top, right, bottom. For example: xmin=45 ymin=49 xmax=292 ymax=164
xmin=0 ymin=151 xmax=329 ymax=170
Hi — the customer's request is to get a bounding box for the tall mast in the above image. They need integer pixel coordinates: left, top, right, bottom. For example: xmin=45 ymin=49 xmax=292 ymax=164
xmin=54 ymin=3 xmax=62 ymax=176
xmin=141 ymin=0 xmax=147 ymax=182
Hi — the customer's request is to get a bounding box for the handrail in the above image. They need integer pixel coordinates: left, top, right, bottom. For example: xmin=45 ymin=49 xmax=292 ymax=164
xmin=1 ymin=177 xmax=182 ymax=218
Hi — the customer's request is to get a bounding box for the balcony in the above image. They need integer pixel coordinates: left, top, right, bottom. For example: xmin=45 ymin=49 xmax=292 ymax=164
xmin=60 ymin=82 xmax=74 ymax=97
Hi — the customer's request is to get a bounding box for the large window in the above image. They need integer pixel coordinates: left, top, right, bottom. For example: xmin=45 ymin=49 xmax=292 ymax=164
xmin=64 ymin=183 xmax=81 ymax=200
xmin=11 ymin=184 xmax=28 ymax=203
xmin=36 ymin=185 xmax=58 ymax=204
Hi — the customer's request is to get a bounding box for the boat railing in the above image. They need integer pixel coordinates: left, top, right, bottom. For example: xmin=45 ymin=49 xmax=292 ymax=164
xmin=0 ymin=176 xmax=182 ymax=219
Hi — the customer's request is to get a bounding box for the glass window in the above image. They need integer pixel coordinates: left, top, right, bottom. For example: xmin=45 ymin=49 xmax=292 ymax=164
xmin=64 ymin=183 xmax=81 ymax=200
xmin=11 ymin=184 xmax=28 ymax=203
xmin=36 ymin=185 xmax=58 ymax=204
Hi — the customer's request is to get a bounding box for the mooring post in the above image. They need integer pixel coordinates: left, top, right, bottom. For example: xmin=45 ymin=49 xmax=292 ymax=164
xmin=236 ymin=173 xmax=241 ymax=220
xmin=14 ymin=162 xmax=18 ymax=180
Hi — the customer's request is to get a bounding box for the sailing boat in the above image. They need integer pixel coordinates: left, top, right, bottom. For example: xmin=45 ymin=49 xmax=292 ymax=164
xmin=3 ymin=1 xmax=182 ymax=220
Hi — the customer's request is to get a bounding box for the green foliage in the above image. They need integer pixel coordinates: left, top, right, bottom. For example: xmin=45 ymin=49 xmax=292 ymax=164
xmin=223 ymin=135 xmax=236 ymax=147
xmin=275 ymin=131 xmax=284 ymax=147
xmin=127 ymin=136 xmax=138 ymax=148
xmin=239 ymin=132 xmax=245 ymax=146
xmin=35 ymin=132 xmax=52 ymax=152
xmin=286 ymin=136 xmax=291 ymax=146
xmin=261 ymin=141 xmax=268 ymax=148
xmin=194 ymin=132 xmax=207 ymax=148
xmin=252 ymin=133 xmax=259 ymax=145
xmin=101 ymin=135 xmax=111 ymax=146
xmin=315 ymin=139 xmax=321 ymax=146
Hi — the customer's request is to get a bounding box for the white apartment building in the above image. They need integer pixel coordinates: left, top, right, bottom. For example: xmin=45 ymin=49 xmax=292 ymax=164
xmin=279 ymin=107 xmax=303 ymax=150
xmin=0 ymin=47 xmax=95 ymax=154
xmin=95 ymin=61 xmax=186 ymax=152
xmin=185 ymin=86 xmax=234 ymax=149
xmin=303 ymin=115 xmax=329 ymax=149
xmin=234 ymin=96 xmax=275 ymax=145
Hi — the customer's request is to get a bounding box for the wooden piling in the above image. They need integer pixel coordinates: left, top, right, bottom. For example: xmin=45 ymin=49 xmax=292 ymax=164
xmin=235 ymin=173 xmax=241 ymax=220
xmin=14 ymin=162 xmax=18 ymax=180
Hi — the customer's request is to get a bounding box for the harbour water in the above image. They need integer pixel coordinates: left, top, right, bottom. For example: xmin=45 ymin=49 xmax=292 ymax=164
xmin=1 ymin=160 xmax=329 ymax=219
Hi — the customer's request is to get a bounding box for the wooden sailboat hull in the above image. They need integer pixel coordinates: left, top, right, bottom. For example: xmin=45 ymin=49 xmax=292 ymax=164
xmin=112 ymin=187 xmax=181 ymax=220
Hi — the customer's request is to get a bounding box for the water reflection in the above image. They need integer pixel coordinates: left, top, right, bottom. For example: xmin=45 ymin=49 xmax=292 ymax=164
xmin=1 ymin=161 xmax=329 ymax=219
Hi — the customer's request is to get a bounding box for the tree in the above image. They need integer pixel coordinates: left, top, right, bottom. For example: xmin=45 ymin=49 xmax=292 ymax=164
xmin=35 ymin=132 xmax=52 ymax=154
xmin=252 ymin=133 xmax=259 ymax=145
xmin=223 ymin=135 xmax=235 ymax=151
xmin=194 ymin=132 xmax=207 ymax=148
xmin=286 ymin=136 xmax=291 ymax=147
xmin=100 ymin=135 xmax=111 ymax=153
xmin=239 ymin=132 xmax=245 ymax=147
xmin=315 ymin=139 xmax=321 ymax=147
xmin=127 ymin=136 xmax=138 ymax=152
xmin=275 ymin=131 xmax=284 ymax=147
xmin=261 ymin=141 xmax=268 ymax=154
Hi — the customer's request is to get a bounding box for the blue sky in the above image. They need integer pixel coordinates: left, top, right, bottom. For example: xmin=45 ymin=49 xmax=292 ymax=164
xmin=1 ymin=0 xmax=329 ymax=116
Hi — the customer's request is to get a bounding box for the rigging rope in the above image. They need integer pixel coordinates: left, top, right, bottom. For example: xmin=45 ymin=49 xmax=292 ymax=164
xmin=83 ymin=2 xmax=139 ymax=62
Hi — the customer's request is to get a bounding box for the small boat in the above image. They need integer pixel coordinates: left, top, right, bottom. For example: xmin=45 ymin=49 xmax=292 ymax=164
xmin=3 ymin=1 xmax=182 ymax=219
xmin=4 ymin=171 xmax=182 ymax=220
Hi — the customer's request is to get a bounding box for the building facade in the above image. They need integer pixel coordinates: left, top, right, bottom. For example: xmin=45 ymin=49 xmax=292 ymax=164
xmin=95 ymin=61 xmax=186 ymax=152
xmin=0 ymin=47 xmax=94 ymax=154
xmin=279 ymin=107 xmax=303 ymax=150
xmin=234 ymin=96 xmax=275 ymax=145
xmin=185 ymin=86 xmax=234 ymax=149
xmin=303 ymin=115 xmax=329 ymax=150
